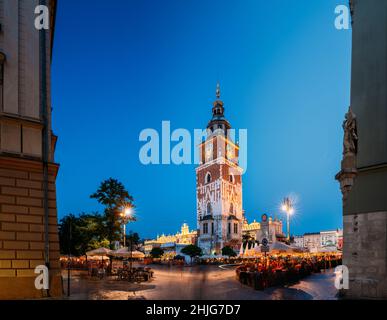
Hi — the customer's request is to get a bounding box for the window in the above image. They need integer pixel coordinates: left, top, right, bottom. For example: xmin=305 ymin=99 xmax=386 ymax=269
xmin=205 ymin=142 xmax=213 ymax=162
xmin=234 ymin=223 xmax=238 ymax=234
xmin=205 ymin=172 xmax=211 ymax=184
xmin=229 ymin=203 xmax=234 ymax=214
xmin=203 ymin=223 xmax=208 ymax=234
xmin=206 ymin=202 xmax=212 ymax=215
xmin=228 ymin=223 xmax=231 ymax=235
xmin=211 ymin=222 xmax=214 ymax=235
xmin=229 ymin=173 xmax=234 ymax=183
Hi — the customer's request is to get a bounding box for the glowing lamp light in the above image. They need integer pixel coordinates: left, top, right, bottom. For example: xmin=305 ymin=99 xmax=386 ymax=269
xmin=124 ymin=207 xmax=132 ymax=217
xmin=280 ymin=196 xmax=296 ymax=241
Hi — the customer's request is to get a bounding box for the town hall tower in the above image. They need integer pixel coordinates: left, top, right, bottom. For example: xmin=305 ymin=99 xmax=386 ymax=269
xmin=196 ymin=84 xmax=243 ymax=255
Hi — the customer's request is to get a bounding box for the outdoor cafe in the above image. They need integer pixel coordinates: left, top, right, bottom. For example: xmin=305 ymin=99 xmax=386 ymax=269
xmin=62 ymin=247 xmax=154 ymax=283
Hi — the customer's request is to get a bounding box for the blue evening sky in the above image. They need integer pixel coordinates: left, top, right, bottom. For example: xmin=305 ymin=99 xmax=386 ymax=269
xmin=52 ymin=0 xmax=351 ymax=239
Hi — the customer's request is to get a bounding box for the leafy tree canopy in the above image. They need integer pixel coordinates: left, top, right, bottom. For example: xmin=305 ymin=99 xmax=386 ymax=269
xmin=150 ymin=247 xmax=164 ymax=258
xmin=126 ymin=232 xmax=140 ymax=246
xmin=59 ymin=212 xmax=109 ymax=256
xmin=181 ymin=245 xmax=202 ymax=258
xmin=222 ymin=246 xmax=237 ymax=257
xmin=90 ymin=178 xmax=135 ymax=246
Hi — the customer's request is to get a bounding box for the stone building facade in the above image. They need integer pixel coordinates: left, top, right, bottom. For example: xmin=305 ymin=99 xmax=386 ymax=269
xmin=196 ymin=85 xmax=243 ymax=255
xmin=336 ymin=0 xmax=387 ymax=299
xmin=143 ymin=223 xmax=197 ymax=255
xmin=303 ymin=233 xmax=321 ymax=252
xmin=242 ymin=216 xmax=284 ymax=244
xmin=292 ymin=230 xmax=342 ymax=252
xmin=0 ymin=0 xmax=62 ymax=298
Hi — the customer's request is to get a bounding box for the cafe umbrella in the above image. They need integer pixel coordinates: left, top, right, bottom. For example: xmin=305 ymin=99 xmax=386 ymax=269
xmin=86 ymin=247 xmax=112 ymax=261
xmin=86 ymin=247 xmax=112 ymax=257
xmin=109 ymin=247 xmax=145 ymax=259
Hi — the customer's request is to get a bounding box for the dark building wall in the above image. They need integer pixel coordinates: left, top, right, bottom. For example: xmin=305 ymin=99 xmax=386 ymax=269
xmin=343 ymin=0 xmax=387 ymax=299
xmin=351 ymin=0 xmax=387 ymax=168
xmin=345 ymin=0 xmax=387 ymax=215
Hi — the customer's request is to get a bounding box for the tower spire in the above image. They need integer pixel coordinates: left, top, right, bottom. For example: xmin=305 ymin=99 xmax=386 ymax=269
xmin=216 ymin=82 xmax=221 ymax=99
xmin=207 ymin=82 xmax=231 ymax=133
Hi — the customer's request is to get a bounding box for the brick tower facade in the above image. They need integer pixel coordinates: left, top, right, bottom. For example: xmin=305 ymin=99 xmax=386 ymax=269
xmin=196 ymin=85 xmax=243 ymax=255
xmin=0 ymin=0 xmax=62 ymax=298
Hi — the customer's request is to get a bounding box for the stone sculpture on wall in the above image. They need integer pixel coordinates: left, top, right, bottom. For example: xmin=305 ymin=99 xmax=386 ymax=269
xmin=343 ymin=106 xmax=358 ymax=155
xmin=336 ymin=106 xmax=358 ymax=205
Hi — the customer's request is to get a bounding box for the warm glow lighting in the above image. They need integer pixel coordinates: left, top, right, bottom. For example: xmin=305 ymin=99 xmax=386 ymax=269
xmin=124 ymin=207 xmax=132 ymax=216
xmin=280 ymin=197 xmax=295 ymax=214
xmin=280 ymin=196 xmax=297 ymax=241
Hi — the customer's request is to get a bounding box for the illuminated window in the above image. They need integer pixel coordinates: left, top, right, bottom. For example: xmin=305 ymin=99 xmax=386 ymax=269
xmin=205 ymin=142 xmax=213 ymax=162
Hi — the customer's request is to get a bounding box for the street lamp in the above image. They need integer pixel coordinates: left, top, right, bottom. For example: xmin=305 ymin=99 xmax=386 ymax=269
xmin=281 ymin=197 xmax=294 ymax=241
xmin=121 ymin=207 xmax=133 ymax=247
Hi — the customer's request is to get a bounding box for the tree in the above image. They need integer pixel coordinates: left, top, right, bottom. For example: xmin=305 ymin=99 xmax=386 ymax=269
xmin=150 ymin=247 xmax=164 ymax=259
xmin=126 ymin=231 xmax=140 ymax=252
xmin=222 ymin=246 xmax=237 ymax=257
xmin=88 ymin=238 xmax=110 ymax=251
xmin=59 ymin=212 xmax=110 ymax=256
xmin=58 ymin=214 xmax=79 ymax=255
xmin=181 ymin=244 xmax=202 ymax=264
xmin=90 ymin=178 xmax=135 ymax=247
xmin=126 ymin=232 xmax=140 ymax=246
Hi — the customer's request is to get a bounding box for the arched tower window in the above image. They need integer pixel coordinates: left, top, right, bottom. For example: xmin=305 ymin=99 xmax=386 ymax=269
xmin=205 ymin=172 xmax=211 ymax=184
xmin=229 ymin=203 xmax=234 ymax=214
xmin=206 ymin=202 xmax=212 ymax=215
xmin=229 ymin=173 xmax=234 ymax=183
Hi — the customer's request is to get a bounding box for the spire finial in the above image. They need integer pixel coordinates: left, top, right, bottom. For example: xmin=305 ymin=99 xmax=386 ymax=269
xmin=216 ymin=82 xmax=221 ymax=99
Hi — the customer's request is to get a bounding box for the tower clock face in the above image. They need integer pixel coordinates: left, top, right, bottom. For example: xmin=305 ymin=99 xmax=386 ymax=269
xmin=226 ymin=144 xmax=234 ymax=159
xmin=205 ymin=142 xmax=213 ymax=162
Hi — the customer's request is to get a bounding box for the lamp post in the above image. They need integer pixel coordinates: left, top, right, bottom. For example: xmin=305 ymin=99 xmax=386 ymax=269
xmin=281 ymin=197 xmax=294 ymax=241
xmin=67 ymin=222 xmax=72 ymax=297
xmin=121 ymin=207 xmax=133 ymax=248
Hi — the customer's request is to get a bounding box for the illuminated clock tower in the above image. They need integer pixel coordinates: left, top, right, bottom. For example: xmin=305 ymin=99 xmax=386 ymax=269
xmin=196 ymin=84 xmax=243 ymax=255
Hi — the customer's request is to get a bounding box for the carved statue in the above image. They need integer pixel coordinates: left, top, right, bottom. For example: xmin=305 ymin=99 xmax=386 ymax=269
xmin=343 ymin=106 xmax=358 ymax=155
